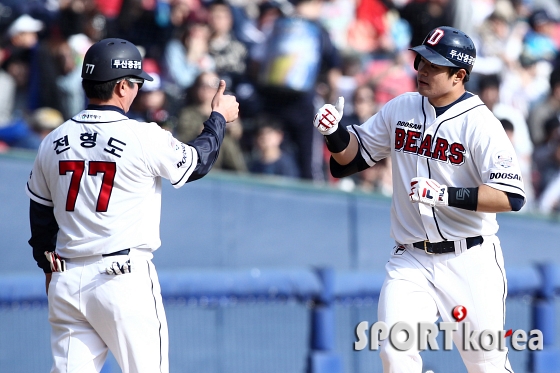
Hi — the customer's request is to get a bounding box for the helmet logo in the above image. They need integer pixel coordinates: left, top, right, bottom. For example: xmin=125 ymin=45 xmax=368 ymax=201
xmin=426 ymin=28 xmax=445 ymax=46
xmin=112 ymin=59 xmax=142 ymax=70
xmin=85 ymin=64 xmax=95 ymax=74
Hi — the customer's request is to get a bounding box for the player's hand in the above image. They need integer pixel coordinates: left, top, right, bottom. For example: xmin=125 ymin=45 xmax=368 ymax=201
xmin=409 ymin=177 xmax=449 ymax=207
xmin=313 ymin=96 xmax=344 ymax=135
xmin=211 ymin=80 xmax=239 ymax=123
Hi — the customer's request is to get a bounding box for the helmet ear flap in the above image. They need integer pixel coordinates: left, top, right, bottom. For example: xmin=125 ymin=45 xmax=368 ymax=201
xmin=414 ymin=54 xmax=421 ymax=71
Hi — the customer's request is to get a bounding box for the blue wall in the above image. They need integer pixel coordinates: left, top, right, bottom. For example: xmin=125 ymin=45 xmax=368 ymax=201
xmin=2 ymin=151 xmax=560 ymax=373
xmin=2 ymin=151 xmax=559 ymax=275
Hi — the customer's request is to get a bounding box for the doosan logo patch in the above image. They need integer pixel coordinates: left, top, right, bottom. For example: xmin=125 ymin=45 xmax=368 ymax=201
xmin=490 ymin=172 xmax=521 ymax=181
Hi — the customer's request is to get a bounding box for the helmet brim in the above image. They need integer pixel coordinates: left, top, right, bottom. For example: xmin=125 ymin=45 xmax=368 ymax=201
xmin=409 ymin=45 xmax=461 ymax=69
xmin=135 ymin=70 xmax=154 ymax=81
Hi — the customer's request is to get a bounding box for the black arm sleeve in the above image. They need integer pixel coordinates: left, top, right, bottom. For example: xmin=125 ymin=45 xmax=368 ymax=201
xmin=186 ymin=111 xmax=227 ymax=182
xmin=29 ymin=200 xmax=59 ymax=273
xmin=506 ymin=192 xmax=525 ymax=211
xmin=329 ymin=151 xmax=370 ymax=178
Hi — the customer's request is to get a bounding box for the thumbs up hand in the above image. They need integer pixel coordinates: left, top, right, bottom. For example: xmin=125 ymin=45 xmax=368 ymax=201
xmin=211 ymin=80 xmax=239 ymax=123
xmin=313 ymin=96 xmax=344 ymax=135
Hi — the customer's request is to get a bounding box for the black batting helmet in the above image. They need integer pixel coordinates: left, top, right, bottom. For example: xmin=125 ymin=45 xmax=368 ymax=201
xmin=81 ymin=38 xmax=153 ymax=82
xmin=410 ymin=26 xmax=476 ymax=80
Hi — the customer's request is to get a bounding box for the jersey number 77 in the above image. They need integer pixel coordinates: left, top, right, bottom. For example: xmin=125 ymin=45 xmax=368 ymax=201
xmin=59 ymin=160 xmax=116 ymax=212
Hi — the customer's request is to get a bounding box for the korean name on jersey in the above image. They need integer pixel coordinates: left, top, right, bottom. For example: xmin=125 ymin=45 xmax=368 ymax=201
xmin=26 ymin=109 xmax=199 ymax=258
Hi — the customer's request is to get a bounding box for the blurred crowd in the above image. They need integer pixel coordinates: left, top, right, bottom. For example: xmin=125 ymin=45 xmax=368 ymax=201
xmin=1 ymin=0 xmax=560 ymax=215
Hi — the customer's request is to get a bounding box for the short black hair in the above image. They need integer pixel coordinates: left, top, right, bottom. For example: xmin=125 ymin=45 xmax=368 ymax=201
xmin=550 ymin=66 xmax=560 ymax=89
xmin=448 ymin=67 xmax=470 ymax=82
xmin=544 ymin=116 xmax=560 ymax=138
xmin=207 ymin=0 xmax=230 ymax=8
xmin=478 ymin=74 xmax=501 ymax=92
xmin=255 ymin=113 xmax=284 ymax=133
xmin=82 ymin=78 xmax=134 ymax=100
xmin=500 ymin=118 xmax=514 ymax=133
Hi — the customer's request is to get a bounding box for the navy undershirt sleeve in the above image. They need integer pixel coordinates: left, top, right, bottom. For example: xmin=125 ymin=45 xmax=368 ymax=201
xmin=506 ymin=192 xmax=525 ymax=211
xmin=29 ymin=200 xmax=59 ymax=273
xmin=187 ymin=111 xmax=227 ymax=182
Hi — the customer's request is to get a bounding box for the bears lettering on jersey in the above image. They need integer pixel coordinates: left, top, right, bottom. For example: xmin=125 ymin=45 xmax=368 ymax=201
xmin=394 ymin=128 xmax=465 ymax=165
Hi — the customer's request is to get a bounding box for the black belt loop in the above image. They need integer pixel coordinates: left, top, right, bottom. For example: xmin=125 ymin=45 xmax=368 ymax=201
xmin=412 ymin=236 xmax=483 ymax=254
xmin=102 ymin=249 xmax=130 ymax=257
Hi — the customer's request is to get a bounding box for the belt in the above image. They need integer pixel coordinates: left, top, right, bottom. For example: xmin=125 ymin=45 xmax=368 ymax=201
xmin=412 ymin=236 xmax=483 ymax=254
xmin=102 ymin=249 xmax=130 ymax=257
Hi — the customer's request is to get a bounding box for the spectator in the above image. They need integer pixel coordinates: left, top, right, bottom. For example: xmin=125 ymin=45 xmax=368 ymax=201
xmin=161 ymin=15 xmax=215 ymax=108
xmin=339 ymin=83 xmax=392 ymax=195
xmin=535 ymin=127 xmax=560 ymax=215
xmin=398 ymin=0 xmax=456 ymax=48
xmin=318 ymin=0 xmax=356 ymax=52
xmin=248 ymin=0 xmax=286 ymax=66
xmin=345 ymin=0 xmax=390 ymax=56
xmin=113 ymin=0 xmax=170 ymax=59
xmin=532 ymin=116 xmax=560 ymax=198
xmin=538 ymin=166 xmax=560 ymax=216
xmin=362 ymin=55 xmax=416 ymax=106
xmin=28 ymin=107 xmax=64 ymax=139
xmin=128 ymin=59 xmax=176 ymax=132
xmin=0 ymin=49 xmax=41 ymax=148
xmin=242 ymin=0 xmax=288 ymax=118
xmin=499 ymin=47 xmax=550 ymax=120
xmin=175 ymin=71 xmax=247 ymax=173
xmin=0 ymin=45 xmax=17 ymax=128
xmin=34 ymin=36 xmax=85 ymax=119
xmin=252 ymin=0 xmax=342 ymax=181
xmin=523 ymin=8 xmax=558 ymax=64
xmin=206 ymin=0 xmax=248 ymax=90
xmin=478 ymin=74 xmax=535 ymax=209
xmin=248 ymin=116 xmax=300 ymax=178
xmin=5 ymin=14 xmax=44 ymax=49
xmin=340 ymin=83 xmax=378 ymax=127
xmin=4 ymin=13 xmax=44 ymax=116
xmin=528 ymin=65 xmax=560 ymax=145
xmin=500 ymin=118 xmax=515 ymax=143
xmin=471 ymin=7 xmax=524 ymax=77
xmin=334 ymin=53 xmax=361 ymax=116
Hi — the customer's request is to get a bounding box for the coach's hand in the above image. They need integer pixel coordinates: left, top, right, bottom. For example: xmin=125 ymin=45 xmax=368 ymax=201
xmin=211 ymin=80 xmax=239 ymax=123
xmin=45 ymin=273 xmax=52 ymax=295
xmin=409 ymin=177 xmax=449 ymax=207
xmin=313 ymin=96 xmax=344 ymax=135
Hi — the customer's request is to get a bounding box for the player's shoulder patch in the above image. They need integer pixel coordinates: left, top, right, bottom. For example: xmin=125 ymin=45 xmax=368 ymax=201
xmin=493 ymin=151 xmax=514 ymax=169
xmin=170 ymin=137 xmax=183 ymax=151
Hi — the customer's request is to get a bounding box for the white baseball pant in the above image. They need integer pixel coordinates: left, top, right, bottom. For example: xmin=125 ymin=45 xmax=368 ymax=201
xmin=378 ymin=235 xmax=514 ymax=373
xmin=47 ymin=250 xmax=169 ymax=373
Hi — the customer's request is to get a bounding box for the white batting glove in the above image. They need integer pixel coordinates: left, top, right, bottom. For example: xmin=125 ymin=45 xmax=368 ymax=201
xmin=313 ymin=96 xmax=344 ymax=135
xmin=45 ymin=251 xmax=66 ymax=272
xmin=106 ymin=260 xmax=131 ymax=275
xmin=409 ymin=177 xmax=449 ymax=207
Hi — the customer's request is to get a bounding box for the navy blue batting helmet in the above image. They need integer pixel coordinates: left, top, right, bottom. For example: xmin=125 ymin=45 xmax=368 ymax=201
xmin=81 ymin=38 xmax=153 ymax=82
xmin=410 ymin=26 xmax=476 ymax=80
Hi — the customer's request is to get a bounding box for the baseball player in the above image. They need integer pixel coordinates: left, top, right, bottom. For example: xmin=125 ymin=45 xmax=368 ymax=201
xmin=26 ymin=38 xmax=238 ymax=373
xmin=314 ymin=26 xmax=525 ymax=372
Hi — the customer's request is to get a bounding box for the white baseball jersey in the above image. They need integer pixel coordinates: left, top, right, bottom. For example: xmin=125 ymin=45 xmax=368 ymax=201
xmin=347 ymin=92 xmax=525 ymax=244
xmin=26 ymin=108 xmax=198 ymax=258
